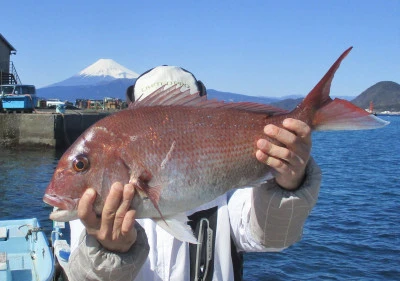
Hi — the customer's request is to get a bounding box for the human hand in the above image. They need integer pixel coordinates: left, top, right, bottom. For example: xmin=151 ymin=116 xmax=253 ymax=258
xmin=78 ymin=182 xmax=138 ymax=253
xmin=256 ymin=118 xmax=312 ymax=190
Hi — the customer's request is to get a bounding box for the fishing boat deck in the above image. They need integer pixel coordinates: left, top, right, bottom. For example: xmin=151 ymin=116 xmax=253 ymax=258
xmin=0 ymin=219 xmax=54 ymax=281
xmin=1 ymin=253 xmax=34 ymax=280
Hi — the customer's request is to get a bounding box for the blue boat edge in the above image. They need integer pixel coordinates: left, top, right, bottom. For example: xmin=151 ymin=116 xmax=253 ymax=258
xmin=51 ymin=219 xmax=71 ymax=280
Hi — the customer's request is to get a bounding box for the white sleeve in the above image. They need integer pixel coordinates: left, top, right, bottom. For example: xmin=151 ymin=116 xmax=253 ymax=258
xmin=228 ymin=157 xmax=321 ymax=252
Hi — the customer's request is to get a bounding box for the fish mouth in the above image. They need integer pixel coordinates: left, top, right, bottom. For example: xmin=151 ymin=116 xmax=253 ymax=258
xmin=43 ymin=194 xmax=77 ymax=210
xmin=43 ymin=194 xmax=79 ymax=221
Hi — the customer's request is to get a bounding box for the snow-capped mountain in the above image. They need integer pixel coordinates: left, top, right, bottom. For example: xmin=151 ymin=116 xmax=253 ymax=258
xmin=37 ymin=59 xmax=139 ymax=101
xmin=46 ymin=59 xmax=139 ymax=87
xmin=78 ymin=59 xmax=139 ymax=80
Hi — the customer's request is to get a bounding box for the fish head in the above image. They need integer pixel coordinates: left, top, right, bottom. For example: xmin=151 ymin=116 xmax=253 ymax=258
xmin=43 ymin=125 xmax=130 ymax=221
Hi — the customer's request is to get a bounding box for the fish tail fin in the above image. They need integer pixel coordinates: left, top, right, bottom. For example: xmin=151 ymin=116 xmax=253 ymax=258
xmin=313 ymin=98 xmax=389 ymax=130
xmin=295 ymin=47 xmax=389 ymax=131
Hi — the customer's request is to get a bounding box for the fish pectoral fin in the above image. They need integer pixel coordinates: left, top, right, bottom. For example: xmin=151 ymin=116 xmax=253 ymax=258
xmin=132 ymin=173 xmax=165 ymax=222
xmin=154 ymin=213 xmax=198 ymax=244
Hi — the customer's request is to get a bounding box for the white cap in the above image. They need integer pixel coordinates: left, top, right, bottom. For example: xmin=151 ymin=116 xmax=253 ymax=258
xmin=131 ymin=65 xmax=205 ymax=101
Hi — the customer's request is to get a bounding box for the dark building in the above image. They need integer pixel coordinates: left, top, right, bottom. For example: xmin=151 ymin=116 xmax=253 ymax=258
xmin=0 ymin=34 xmax=20 ymax=85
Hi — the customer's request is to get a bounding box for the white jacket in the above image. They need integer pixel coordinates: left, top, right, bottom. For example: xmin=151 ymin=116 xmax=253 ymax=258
xmin=67 ymin=158 xmax=321 ymax=281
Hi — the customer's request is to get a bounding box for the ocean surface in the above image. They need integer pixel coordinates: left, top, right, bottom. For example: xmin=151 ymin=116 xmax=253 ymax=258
xmin=0 ymin=115 xmax=399 ymax=280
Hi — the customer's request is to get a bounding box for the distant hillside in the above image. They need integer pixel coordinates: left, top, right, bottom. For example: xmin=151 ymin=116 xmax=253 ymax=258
xmin=352 ymin=81 xmax=400 ymax=112
xmin=270 ymin=98 xmax=303 ymax=111
xmin=37 ymin=78 xmax=136 ymax=101
xmin=268 ymin=96 xmax=355 ymax=111
xmin=207 ymin=89 xmax=279 ymax=104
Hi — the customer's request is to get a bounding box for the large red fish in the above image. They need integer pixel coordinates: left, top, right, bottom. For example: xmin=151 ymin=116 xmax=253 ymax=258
xmin=43 ymin=47 xmax=388 ymax=242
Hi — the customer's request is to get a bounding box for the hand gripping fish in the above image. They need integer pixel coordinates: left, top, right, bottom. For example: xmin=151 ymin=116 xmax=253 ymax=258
xmin=43 ymin=47 xmax=389 ymax=243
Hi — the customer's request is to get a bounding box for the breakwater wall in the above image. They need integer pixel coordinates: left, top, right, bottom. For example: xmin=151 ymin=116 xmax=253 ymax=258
xmin=0 ymin=112 xmax=111 ymax=148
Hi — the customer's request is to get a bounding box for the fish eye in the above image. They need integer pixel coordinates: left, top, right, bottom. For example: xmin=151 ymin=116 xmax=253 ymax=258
xmin=73 ymin=155 xmax=89 ymax=173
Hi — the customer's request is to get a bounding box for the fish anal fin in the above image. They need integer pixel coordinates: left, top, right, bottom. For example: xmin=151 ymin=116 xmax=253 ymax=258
xmin=154 ymin=213 xmax=198 ymax=244
xmin=313 ymin=98 xmax=389 ymax=130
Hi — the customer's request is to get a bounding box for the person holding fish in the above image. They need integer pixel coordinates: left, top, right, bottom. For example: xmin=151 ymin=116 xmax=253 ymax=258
xmin=60 ymin=65 xmax=320 ymax=281
xmin=46 ymin=48 xmax=387 ymax=280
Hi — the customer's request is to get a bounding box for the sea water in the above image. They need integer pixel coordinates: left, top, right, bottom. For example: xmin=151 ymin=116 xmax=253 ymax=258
xmin=0 ymin=116 xmax=398 ymax=280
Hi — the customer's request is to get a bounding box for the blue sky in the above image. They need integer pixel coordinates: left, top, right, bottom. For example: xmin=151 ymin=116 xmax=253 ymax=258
xmin=2 ymin=1 xmax=399 ymax=97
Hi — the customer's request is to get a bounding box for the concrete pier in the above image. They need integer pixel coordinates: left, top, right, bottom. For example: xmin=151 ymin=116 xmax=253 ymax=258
xmin=0 ymin=111 xmax=111 ymax=148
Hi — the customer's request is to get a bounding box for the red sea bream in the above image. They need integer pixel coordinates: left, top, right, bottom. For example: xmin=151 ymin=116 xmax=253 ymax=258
xmin=43 ymin=48 xmax=389 ymax=242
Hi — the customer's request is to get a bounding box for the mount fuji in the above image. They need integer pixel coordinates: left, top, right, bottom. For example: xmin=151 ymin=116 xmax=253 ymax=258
xmin=49 ymin=59 xmax=139 ymax=87
xmin=36 ymin=59 xmax=139 ymax=101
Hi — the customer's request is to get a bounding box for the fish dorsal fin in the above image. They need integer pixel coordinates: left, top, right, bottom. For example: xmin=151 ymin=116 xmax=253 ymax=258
xmin=130 ymin=85 xmax=288 ymax=116
xmin=130 ymin=85 xmax=204 ymax=107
